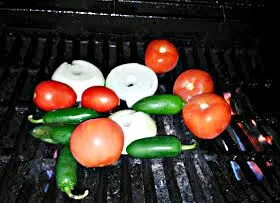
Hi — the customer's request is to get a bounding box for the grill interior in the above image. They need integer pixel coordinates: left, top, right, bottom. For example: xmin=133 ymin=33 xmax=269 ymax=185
xmin=0 ymin=1 xmax=275 ymax=201
xmin=0 ymin=29 xmax=277 ymax=202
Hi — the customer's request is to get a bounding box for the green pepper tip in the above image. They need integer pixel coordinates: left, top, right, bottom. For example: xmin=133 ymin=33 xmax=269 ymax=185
xmin=64 ymin=186 xmax=89 ymax=200
xmin=181 ymin=98 xmax=186 ymax=109
xmin=28 ymin=115 xmax=43 ymax=124
xmin=181 ymin=143 xmax=196 ymax=151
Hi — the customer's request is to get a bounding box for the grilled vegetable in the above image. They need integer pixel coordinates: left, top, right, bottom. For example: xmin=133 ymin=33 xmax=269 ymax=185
xmin=28 ymin=107 xmax=100 ymax=124
xmin=182 ymin=93 xmax=231 ymax=139
xmin=31 ymin=124 xmax=76 ymax=144
xmin=81 ymin=86 xmax=120 ymax=113
xmin=70 ymin=118 xmax=124 ymax=168
xmin=33 ymin=80 xmax=77 ymax=112
xmin=145 ymin=39 xmax=179 ymax=74
xmin=105 ymin=63 xmax=158 ymax=108
xmin=51 ymin=60 xmax=105 ymax=102
xmin=173 ymin=69 xmax=214 ymax=102
xmin=131 ymin=94 xmax=185 ymax=115
xmin=56 ymin=146 xmax=89 ymax=199
xmin=109 ymin=109 xmax=157 ymax=155
xmin=126 ymin=136 xmax=196 ymax=159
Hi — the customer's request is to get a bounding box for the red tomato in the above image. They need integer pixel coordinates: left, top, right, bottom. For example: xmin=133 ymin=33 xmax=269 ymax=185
xmin=145 ymin=39 xmax=179 ymax=74
xmin=173 ymin=69 xmax=214 ymax=102
xmin=70 ymin=118 xmax=124 ymax=168
xmin=33 ymin=80 xmax=77 ymax=111
xmin=182 ymin=93 xmax=231 ymax=139
xmin=81 ymin=86 xmax=119 ymax=113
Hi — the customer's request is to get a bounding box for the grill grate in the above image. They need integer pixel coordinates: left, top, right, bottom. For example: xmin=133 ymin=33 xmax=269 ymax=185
xmin=0 ymin=31 xmax=278 ymax=202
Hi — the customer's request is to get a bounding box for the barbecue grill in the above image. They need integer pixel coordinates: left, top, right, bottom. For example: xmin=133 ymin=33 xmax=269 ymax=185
xmin=1 ymin=1 xmax=276 ymax=202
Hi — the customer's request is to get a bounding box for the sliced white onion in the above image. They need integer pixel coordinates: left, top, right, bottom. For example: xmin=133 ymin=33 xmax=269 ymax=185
xmin=51 ymin=60 xmax=105 ymax=102
xmin=105 ymin=63 xmax=158 ymax=107
xmin=109 ymin=109 xmax=157 ymax=154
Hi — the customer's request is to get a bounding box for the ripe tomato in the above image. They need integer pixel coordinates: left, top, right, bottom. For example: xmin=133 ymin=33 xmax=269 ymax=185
xmin=70 ymin=118 xmax=124 ymax=168
xmin=33 ymin=80 xmax=77 ymax=111
xmin=81 ymin=86 xmax=119 ymax=113
xmin=173 ymin=69 xmax=214 ymax=102
xmin=145 ymin=39 xmax=179 ymax=74
xmin=182 ymin=93 xmax=231 ymax=139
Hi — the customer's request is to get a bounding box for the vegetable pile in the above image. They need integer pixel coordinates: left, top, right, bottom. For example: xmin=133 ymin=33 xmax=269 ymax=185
xmin=28 ymin=41 xmax=232 ymax=199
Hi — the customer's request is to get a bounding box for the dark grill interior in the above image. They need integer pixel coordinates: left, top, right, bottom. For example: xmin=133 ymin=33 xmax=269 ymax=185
xmin=0 ymin=1 xmax=274 ymax=202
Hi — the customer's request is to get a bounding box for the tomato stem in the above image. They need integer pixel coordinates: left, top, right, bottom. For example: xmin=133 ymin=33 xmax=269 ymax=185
xmin=64 ymin=186 xmax=89 ymax=200
xmin=28 ymin=115 xmax=43 ymax=124
xmin=181 ymin=99 xmax=186 ymax=108
xmin=181 ymin=143 xmax=196 ymax=151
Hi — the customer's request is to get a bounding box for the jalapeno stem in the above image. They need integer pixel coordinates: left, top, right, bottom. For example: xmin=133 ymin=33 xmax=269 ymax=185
xmin=64 ymin=186 xmax=89 ymax=200
xmin=28 ymin=115 xmax=43 ymax=124
xmin=181 ymin=143 xmax=196 ymax=151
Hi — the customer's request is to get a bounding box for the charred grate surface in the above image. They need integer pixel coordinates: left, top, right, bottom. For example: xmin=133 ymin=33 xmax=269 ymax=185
xmin=0 ymin=31 xmax=277 ymax=202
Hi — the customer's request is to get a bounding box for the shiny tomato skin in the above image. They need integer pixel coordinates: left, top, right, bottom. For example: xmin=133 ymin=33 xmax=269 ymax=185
xmin=145 ymin=39 xmax=179 ymax=74
xmin=33 ymin=80 xmax=77 ymax=111
xmin=81 ymin=86 xmax=120 ymax=113
xmin=70 ymin=118 xmax=124 ymax=168
xmin=173 ymin=69 xmax=214 ymax=102
xmin=182 ymin=93 xmax=231 ymax=139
